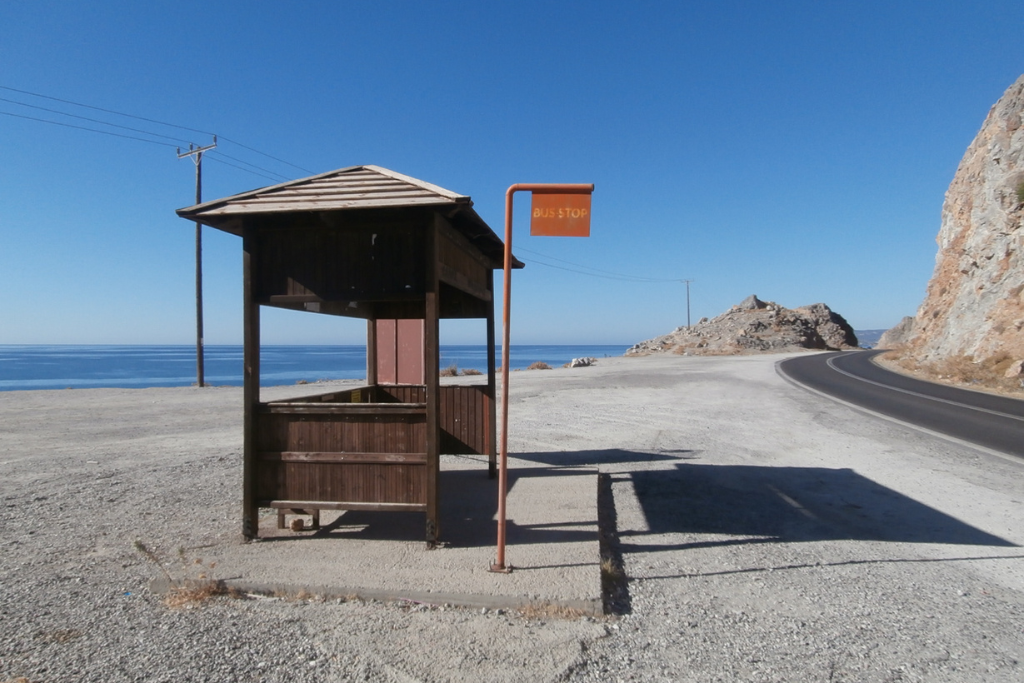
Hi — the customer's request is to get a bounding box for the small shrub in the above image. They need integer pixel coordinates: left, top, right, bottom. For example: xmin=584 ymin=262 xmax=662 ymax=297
xmin=527 ymin=361 xmax=551 ymax=370
xmin=439 ymin=363 xmax=460 ymax=377
xmin=1017 ymin=180 xmax=1024 ymax=204
xmin=462 ymin=368 xmax=483 ymax=376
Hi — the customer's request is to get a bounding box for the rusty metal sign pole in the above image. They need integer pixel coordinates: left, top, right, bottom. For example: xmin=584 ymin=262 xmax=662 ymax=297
xmin=490 ymin=182 xmax=594 ymax=574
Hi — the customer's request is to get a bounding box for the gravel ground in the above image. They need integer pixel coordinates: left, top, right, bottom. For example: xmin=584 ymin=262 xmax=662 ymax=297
xmin=2 ymin=353 xmax=1023 ymax=682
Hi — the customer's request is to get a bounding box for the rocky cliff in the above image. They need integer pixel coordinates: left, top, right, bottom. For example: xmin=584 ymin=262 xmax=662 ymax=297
xmin=876 ymin=316 xmax=915 ymax=349
xmin=896 ymin=75 xmax=1024 ymax=381
xmin=627 ymin=295 xmax=857 ymax=356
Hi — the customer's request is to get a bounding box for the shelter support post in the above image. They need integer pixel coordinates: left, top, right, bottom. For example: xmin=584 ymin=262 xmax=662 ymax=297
xmin=366 ymin=319 xmax=378 ymax=385
xmin=486 ymin=269 xmax=497 ymax=479
xmin=242 ymin=230 xmax=260 ymax=540
xmin=425 ymin=219 xmax=441 ymax=546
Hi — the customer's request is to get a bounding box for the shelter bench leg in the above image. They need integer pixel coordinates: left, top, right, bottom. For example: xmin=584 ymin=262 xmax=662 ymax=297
xmin=277 ymin=508 xmax=321 ymax=530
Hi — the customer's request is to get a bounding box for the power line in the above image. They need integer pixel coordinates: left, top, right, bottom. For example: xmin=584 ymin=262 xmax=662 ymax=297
xmin=0 ymin=109 xmax=179 ymax=148
xmin=0 ymin=95 xmax=193 ymax=145
xmin=216 ymin=135 xmax=314 ymax=174
xmin=208 ymin=150 xmax=290 ymax=181
xmin=205 ymin=155 xmax=284 ymax=182
xmin=0 ymin=84 xmax=213 ymax=137
xmin=1 ymin=107 xmax=288 ymax=183
xmin=0 ymin=83 xmax=314 ymax=175
xmin=526 ymin=258 xmax=663 ymax=282
xmin=1 ymin=105 xmax=290 ymax=183
xmin=517 ymin=246 xmax=683 ymax=283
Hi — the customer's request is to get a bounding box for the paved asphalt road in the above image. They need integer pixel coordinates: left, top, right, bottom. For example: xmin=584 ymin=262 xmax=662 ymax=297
xmin=778 ymin=350 xmax=1024 ymax=459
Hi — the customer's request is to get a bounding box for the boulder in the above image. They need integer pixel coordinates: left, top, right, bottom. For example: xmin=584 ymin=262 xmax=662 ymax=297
xmin=737 ymin=294 xmax=768 ymax=310
xmin=793 ymin=303 xmax=859 ymax=349
xmin=626 ymin=297 xmax=858 ymax=356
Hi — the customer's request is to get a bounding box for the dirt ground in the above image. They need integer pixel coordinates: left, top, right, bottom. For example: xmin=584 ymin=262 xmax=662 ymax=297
xmin=2 ymin=353 xmax=1023 ymax=682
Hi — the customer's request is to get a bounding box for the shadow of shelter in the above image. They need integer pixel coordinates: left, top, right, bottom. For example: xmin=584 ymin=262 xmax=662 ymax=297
xmin=624 ymin=462 xmax=1017 ymax=552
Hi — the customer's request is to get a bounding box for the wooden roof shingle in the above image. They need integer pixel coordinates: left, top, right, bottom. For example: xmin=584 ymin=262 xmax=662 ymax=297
xmin=177 ymin=165 xmax=468 ymax=221
xmin=176 ymin=165 xmax=520 ymax=267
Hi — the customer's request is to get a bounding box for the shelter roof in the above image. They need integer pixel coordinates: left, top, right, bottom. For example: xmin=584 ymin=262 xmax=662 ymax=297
xmin=176 ymin=164 xmax=520 ymax=267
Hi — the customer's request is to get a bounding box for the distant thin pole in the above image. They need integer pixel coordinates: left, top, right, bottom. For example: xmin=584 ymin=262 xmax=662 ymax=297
xmin=682 ymin=279 xmax=693 ymax=329
xmin=178 ymin=137 xmax=217 ymax=387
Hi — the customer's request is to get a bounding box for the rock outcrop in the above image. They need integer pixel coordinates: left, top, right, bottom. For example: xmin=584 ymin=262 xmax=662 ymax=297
xmin=626 ymin=296 xmax=857 ymax=356
xmin=876 ymin=316 xmax=916 ymax=349
xmin=902 ymin=75 xmax=1024 ymax=367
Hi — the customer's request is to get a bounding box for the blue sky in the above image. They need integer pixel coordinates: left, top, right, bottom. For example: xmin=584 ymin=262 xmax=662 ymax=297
xmin=1 ymin=1 xmax=1021 ymax=346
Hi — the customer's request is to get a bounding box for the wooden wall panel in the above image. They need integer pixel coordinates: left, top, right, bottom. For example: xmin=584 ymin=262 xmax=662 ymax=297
xmin=254 ymin=462 xmax=426 ymax=504
xmin=256 ymin=411 xmax=426 ymax=454
xmin=378 ymin=385 xmax=425 ymax=404
xmin=375 ymin=319 xmax=398 ymax=384
xmin=374 ymin=320 xmax=425 ymax=385
xmin=256 ymin=386 xmax=490 ymax=458
xmin=396 ymin=319 xmax=425 ymax=384
xmin=436 ymin=216 xmax=490 ymax=297
xmin=439 ymin=385 xmax=491 ymax=455
xmin=438 ymin=233 xmax=489 ymax=295
xmin=253 ymin=405 xmax=429 ymax=507
xmin=254 ymin=222 xmax=427 ymax=301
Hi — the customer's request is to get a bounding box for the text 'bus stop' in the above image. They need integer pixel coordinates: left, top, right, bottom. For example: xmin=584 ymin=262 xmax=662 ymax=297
xmin=176 ymin=165 xmax=521 ymax=544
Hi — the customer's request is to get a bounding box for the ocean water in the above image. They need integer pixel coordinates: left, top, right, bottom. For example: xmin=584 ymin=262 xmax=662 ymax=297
xmin=0 ymin=345 xmax=628 ymax=392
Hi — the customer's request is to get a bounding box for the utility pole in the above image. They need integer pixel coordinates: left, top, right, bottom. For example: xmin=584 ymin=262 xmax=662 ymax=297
xmin=178 ymin=136 xmax=217 ymax=387
xmin=681 ymin=279 xmax=694 ymax=329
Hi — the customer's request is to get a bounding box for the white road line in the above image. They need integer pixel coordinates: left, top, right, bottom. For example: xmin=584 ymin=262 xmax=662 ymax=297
xmin=825 ymin=355 xmax=1024 ymax=424
xmin=775 ymin=359 xmax=1024 ymax=466
xmin=766 ymin=484 xmax=819 ymax=521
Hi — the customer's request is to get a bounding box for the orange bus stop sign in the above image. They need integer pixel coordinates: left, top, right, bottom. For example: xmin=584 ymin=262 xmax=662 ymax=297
xmin=530 ymin=193 xmax=592 ymax=237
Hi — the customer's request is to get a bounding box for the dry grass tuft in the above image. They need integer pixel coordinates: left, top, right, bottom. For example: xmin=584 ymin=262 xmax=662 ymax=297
xmin=163 ymin=580 xmax=244 ymax=609
xmin=462 ymin=368 xmax=483 ymax=376
xmin=33 ymin=629 xmax=82 ymax=644
xmin=600 ymin=557 xmax=624 ymax=580
xmin=135 ymin=540 xmax=243 ymax=609
xmin=517 ymin=602 xmax=589 ymax=620
xmin=527 ymin=361 xmax=551 ymax=370
xmin=269 ymin=587 xmax=322 ymax=602
xmin=439 ymin=363 xmax=460 ymax=377
xmin=884 ymin=350 xmax=1024 ymax=395
xmin=599 ymin=554 xmax=627 ymax=607
xmin=134 ymin=540 xmax=174 ymax=583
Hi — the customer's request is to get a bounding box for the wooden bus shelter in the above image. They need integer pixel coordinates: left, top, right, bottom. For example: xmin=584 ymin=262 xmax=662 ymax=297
xmin=176 ymin=165 xmax=521 ymax=544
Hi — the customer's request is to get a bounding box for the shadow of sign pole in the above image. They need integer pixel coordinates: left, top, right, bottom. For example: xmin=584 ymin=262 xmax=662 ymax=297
xmin=491 ymin=182 xmax=594 ymax=574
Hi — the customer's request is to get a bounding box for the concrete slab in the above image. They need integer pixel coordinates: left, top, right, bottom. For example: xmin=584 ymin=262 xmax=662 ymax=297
xmin=200 ymin=454 xmax=603 ymax=614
